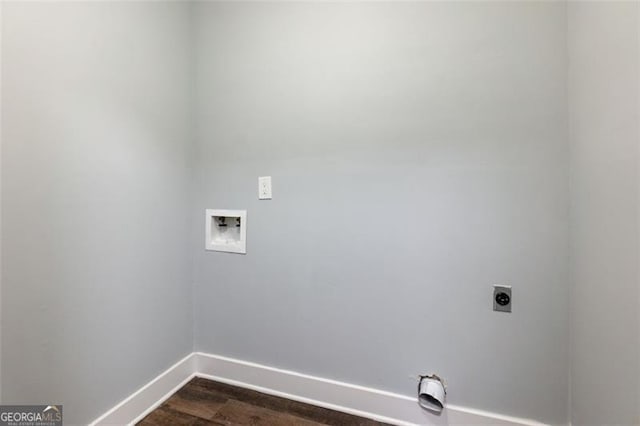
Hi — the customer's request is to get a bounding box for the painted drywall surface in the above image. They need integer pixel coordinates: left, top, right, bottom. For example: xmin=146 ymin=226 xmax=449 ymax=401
xmin=192 ymin=2 xmax=569 ymax=423
xmin=0 ymin=0 xmax=4 ymax=404
xmin=568 ymin=2 xmax=640 ymax=425
xmin=1 ymin=2 xmax=193 ymax=424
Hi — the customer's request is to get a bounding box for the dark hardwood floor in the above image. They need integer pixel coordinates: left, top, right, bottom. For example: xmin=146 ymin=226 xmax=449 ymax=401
xmin=137 ymin=377 xmax=390 ymax=426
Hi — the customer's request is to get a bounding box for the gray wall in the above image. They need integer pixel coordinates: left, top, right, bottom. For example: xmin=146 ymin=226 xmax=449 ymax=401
xmin=1 ymin=2 xmax=193 ymax=424
xmin=568 ymin=2 xmax=640 ymax=425
xmin=9 ymin=3 xmax=638 ymax=425
xmin=192 ymin=2 xmax=569 ymax=424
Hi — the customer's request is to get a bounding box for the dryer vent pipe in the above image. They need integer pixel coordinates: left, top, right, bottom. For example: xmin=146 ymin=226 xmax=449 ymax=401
xmin=418 ymin=374 xmax=446 ymax=414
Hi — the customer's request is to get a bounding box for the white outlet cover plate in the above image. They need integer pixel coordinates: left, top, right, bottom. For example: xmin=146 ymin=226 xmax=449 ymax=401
xmin=258 ymin=176 xmax=272 ymax=200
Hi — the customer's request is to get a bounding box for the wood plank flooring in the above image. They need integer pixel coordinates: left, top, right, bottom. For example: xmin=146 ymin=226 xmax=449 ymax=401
xmin=137 ymin=377 xmax=390 ymax=426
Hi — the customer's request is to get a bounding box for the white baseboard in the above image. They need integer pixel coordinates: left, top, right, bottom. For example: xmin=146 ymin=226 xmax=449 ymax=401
xmin=195 ymin=352 xmax=546 ymax=426
xmin=91 ymin=351 xmax=547 ymax=426
xmin=89 ymin=353 xmax=196 ymax=426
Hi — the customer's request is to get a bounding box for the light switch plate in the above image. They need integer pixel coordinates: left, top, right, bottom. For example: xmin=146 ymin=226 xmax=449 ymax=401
xmin=258 ymin=176 xmax=272 ymax=200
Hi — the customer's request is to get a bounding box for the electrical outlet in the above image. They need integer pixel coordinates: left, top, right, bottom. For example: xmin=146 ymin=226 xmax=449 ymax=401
xmin=258 ymin=176 xmax=272 ymax=200
xmin=493 ymin=285 xmax=512 ymax=313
